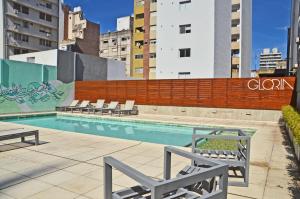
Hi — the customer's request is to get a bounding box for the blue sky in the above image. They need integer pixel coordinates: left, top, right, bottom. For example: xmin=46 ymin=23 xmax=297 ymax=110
xmin=64 ymin=0 xmax=291 ymax=69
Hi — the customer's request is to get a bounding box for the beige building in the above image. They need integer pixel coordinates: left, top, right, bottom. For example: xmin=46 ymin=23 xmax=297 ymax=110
xmin=259 ymin=48 xmax=283 ymax=68
xmin=100 ymin=30 xmax=132 ymax=77
xmin=231 ymin=0 xmax=252 ymax=77
xmin=59 ymin=6 xmax=100 ymax=56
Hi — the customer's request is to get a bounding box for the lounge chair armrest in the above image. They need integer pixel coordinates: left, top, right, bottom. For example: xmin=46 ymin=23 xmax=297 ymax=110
xmin=104 ymin=157 xmax=158 ymax=189
xmin=157 ymin=163 xmax=228 ymax=198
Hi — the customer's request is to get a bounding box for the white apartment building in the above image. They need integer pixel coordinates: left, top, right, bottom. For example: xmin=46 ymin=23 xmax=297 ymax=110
xmin=0 ymin=0 xmax=61 ymax=59
xmin=259 ymin=48 xmax=283 ymax=68
xmin=156 ymin=0 xmax=232 ymax=79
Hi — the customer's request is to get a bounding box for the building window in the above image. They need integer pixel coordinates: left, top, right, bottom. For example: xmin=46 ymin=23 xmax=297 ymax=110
xmin=22 ymin=6 xmax=29 ymax=14
xmin=13 ymin=33 xmax=29 ymax=42
xmin=103 ymin=40 xmax=108 ymax=44
xmin=135 ymin=67 xmax=144 ymax=74
xmin=135 ymin=27 xmax=144 ymax=33
xmin=136 ymin=13 xmax=144 ymax=19
xmin=179 ymin=24 xmax=191 ymax=34
xmin=121 ymin=37 xmax=127 ymax=41
xmin=151 ymin=0 xmax=157 ymax=3
xmin=150 ymin=53 xmax=156 ymax=58
xmin=13 ymin=3 xmax=21 ymax=12
xmin=121 ymin=47 xmax=126 ymax=51
xmin=150 ymin=39 xmax=156 ymax=45
xmin=121 ymin=57 xmax=126 ymax=61
xmin=13 ymin=48 xmax=21 ymax=55
xmin=179 ymin=48 xmax=191 ymax=57
xmin=46 ymin=3 xmax=52 ymax=9
xmin=179 ymin=0 xmax=191 ymax=4
xmin=40 ymin=12 xmax=52 ymax=22
xmin=27 ymin=57 xmax=35 ymax=63
xmin=23 ymin=21 xmax=29 ymax=28
xmin=135 ymin=54 xmax=143 ymax=59
xmin=13 ymin=3 xmax=29 ymax=14
xmin=40 ymin=39 xmax=51 ymax=47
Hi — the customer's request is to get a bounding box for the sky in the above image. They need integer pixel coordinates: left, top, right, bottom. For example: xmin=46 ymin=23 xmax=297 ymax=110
xmin=64 ymin=0 xmax=291 ymax=69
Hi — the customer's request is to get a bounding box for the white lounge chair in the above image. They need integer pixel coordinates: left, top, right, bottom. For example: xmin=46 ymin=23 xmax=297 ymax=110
xmin=67 ymin=100 xmax=90 ymax=113
xmin=113 ymin=100 xmax=138 ymax=116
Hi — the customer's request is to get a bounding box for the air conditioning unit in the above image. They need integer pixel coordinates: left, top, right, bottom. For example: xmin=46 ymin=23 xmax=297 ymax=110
xmin=296 ymin=37 xmax=300 ymax=44
xmin=46 ymin=33 xmax=51 ymax=37
xmin=14 ymin=9 xmax=19 ymax=14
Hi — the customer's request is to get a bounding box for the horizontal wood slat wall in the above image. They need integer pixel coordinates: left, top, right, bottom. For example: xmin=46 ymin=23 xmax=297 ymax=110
xmin=75 ymin=77 xmax=296 ymax=110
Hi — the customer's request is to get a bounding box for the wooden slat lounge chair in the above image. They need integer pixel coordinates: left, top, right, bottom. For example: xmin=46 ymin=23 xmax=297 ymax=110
xmin=104 ymin=146 xmax=228 ymax=199
xmin=112 ymin=100 xmax=138 ymax=116
xmin=0 ymin=129 xmax=39 ymax=146
xmin=191 ymin=128 xmax=251 ymax=187
xmin=102 ymin=101 xmax=119 ymax=115
xmin=82 ymin=99 xmax=105 ymax=114
xmin=67 ymin=100 xmax=90 ymax=113
xmin=56 ymin=100 xmax=79 ymax=111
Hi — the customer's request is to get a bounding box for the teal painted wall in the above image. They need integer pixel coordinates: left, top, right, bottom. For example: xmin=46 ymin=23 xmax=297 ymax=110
xmin=0 ymin=59 xmax=74 ymax=114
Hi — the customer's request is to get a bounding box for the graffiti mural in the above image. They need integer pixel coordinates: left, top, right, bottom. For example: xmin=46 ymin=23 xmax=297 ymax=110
xmin=0 ymin=82 xmax=64 ymax=104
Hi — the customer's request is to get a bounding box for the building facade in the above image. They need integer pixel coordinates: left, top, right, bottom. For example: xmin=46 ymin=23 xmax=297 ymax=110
xmin=231 ymin=0 xmax=252 ymax=78
xmin=156 ymin=0 xmax=232 ymax=79
xmin=99 ymin=30 xmax=132 ymax=76
xmin=0 ymin=0 xmax=61 ymax=59
xmin=131 ymin=0 xmax=157 ymax=79
xmin=259 ymin=48 xmax=283 ymax=68
xmin=59 ymin=6 xmax=100 ymax=56
xmin=131 ymin=0 xmax=252 ymax=79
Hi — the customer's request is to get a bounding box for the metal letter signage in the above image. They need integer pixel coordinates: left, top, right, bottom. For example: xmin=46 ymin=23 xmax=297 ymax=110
xmin=247 ymin=79 xmax=294 ymax=91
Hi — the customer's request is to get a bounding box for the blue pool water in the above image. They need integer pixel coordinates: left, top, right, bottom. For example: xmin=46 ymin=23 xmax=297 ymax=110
xmin=3 ymin=115 xmax=212 ymax=146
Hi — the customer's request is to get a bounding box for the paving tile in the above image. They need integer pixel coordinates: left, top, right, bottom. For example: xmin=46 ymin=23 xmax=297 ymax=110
xmin=1 ymin=179 xmax=51 ymax=199
xmin=27 ymin=186 xmax=79 ymax=199
xmin=63 ymin=163 xmax=99 ymax=176
xmin=0 ymin=172 xmax=30 ymax=190
xmin=35 ymin=170 xmax=79 ymax=185
xmin=58 ymin=176 xmax=100 ymax=195
xmin=0 ymin=192 xmax=14 ymax=199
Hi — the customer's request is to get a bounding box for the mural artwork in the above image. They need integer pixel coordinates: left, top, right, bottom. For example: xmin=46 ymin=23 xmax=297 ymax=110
xmin=0 ymin=82 xmax=64 ymax=104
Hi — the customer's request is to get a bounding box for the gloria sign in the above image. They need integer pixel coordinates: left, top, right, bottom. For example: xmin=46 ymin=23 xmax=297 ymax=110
xmin=248 ymin=78 xmax=294 ymax=91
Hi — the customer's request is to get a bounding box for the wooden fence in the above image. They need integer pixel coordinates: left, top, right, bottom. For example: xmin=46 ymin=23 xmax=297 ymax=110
xmin=75 ymin=77 xmax=296 ymax=110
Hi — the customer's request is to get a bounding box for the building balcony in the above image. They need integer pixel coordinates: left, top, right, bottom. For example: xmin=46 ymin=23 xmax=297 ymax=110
xmin=134 ymin=19 xmax=144 ymax=28
xmin=7 ymin=25 xmax=57 ymax=42
xmin=231 ymin=42 xmax=240 ymax=50
xmin=150 ymin=44 xmax=156 ymax=53
xmin=232 ymin=56 xmax=240 ymax=65
xmin=150 ymin=3 xmax=157 ymax=12
xmin=232 ymin=11 xmax=240 ymax=20
xmin=134 ymin=32 xmax=144 ymax=41
xmin=232 ymin=0 xmax=240 ymax=6
xmin=134 ymin=6 xmax=144 ymax=15
xmin=231 ymin=27 xmax=240 ymax=35
xmin=149 ymin=58 xmax=156 ymax=67
xmin=150 ymin=16 xmax=157 ymax=26
xmin=150 ymin=31 xmax=156 ymax=39
xmin=15 ymin=0 xmax=59 ymax=16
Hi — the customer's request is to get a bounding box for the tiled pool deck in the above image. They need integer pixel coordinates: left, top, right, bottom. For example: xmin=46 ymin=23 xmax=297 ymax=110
xmin=0 ymin=113 xmax=299 ymax=199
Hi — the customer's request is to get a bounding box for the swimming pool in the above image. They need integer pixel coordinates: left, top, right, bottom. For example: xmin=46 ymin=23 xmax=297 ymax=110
xmin=2 ymin=115 xmax=212 ymax=146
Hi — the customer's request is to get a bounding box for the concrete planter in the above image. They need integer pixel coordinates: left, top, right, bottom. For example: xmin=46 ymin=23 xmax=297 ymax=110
xmin=285 ymin=123 xmax=300 ymax=162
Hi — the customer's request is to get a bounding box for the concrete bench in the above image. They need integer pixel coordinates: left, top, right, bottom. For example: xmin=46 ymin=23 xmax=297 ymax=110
xmin=0 ymin=129 xmax=39 ymax=146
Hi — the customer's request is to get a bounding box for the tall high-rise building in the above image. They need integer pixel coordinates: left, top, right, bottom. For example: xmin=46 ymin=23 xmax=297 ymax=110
xmin=131 ymin=0 xmax=252 ymax=79
xmin=231 ymin=0 xmax=252 ymax=78
xmin=0 ymin=0 xmax=62 ymax=59
xmin=156 ymin=0 xmax=232 ymax=79
xmin=59 ymin=6 xmax=100 ymax=56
